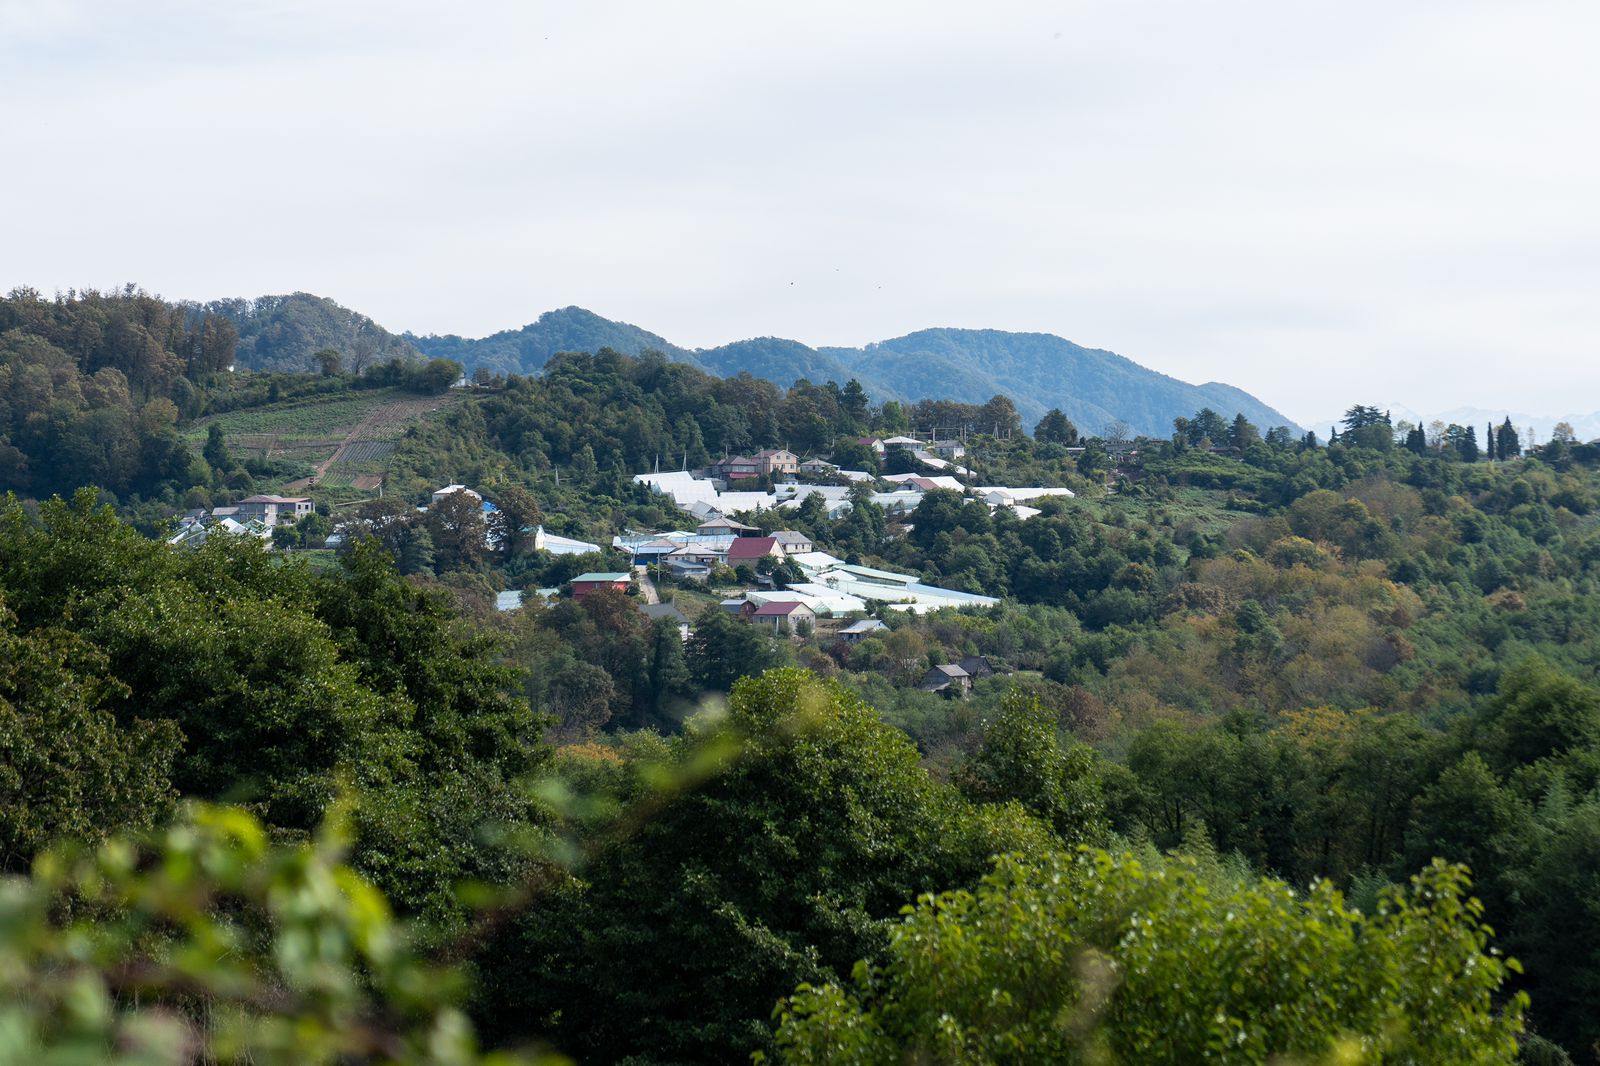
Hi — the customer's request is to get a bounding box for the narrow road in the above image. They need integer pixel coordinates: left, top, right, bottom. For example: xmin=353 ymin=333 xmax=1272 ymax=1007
xmin=634 ymin=565 xmax=660 ymax=604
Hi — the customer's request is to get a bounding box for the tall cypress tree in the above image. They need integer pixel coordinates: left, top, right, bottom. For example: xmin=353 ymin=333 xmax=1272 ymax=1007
xmin=1497 ymin=418 xmax=1522 ymax=459
xmin=1486 ymin=424 xmax=1497 ymax=461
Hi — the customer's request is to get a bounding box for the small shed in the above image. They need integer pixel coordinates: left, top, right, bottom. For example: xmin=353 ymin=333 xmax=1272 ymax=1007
xmin=839 ymin=618 xmax=888 ymax=643
xmin=639 ymin=601 xmax=692 ymax=642
xmin=958 ymin=655 xmax=995 ymax=679
xmin=921 ymin=664 xmax=972 ymax=697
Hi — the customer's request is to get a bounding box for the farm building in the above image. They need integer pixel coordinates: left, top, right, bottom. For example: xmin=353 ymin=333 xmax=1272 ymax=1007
xmin=569 ymin=572 xmax=631 ymax=600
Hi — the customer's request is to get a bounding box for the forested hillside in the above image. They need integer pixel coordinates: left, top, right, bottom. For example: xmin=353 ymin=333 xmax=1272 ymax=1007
xmin=0 ymin=287 xmax=465 ymax=520
xmin=7 ymin=296 xmax=1600 ymax=1061
xmin=408 ymin=305 xmax=698 ymax=377
xmin=202 ymin=292 xmax=424 ymax=372
xmin=0 ymin=286 xmax=235 ymax=501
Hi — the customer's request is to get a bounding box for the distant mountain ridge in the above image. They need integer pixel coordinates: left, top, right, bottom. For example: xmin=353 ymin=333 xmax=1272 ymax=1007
xmin=410 ymin=307 xmax=1302 ymax=438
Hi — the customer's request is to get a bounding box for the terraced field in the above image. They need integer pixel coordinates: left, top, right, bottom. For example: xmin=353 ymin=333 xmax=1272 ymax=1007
xmin=187 ymin=392 xmax=402 ymax=442
xmin=318 ymin=439 xmax=398 ymax=488
xmin=189 ymin=387 xmax=465 ymax=494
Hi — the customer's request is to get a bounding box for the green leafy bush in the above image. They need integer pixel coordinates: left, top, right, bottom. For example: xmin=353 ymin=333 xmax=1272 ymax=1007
xmin=773 ymin=849 xmax=1525 ymax=1065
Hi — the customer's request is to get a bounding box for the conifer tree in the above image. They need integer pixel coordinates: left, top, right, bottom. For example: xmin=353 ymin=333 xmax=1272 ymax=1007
xmin=1229 ymin=412 xmax=1260 ymax=449
xmin=1497 ymin=417 xmax=1522 ymax=459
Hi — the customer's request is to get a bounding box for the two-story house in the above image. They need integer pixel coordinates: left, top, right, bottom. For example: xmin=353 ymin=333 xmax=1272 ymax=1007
xmin=234 ymin=495 xmax=313 ymax=527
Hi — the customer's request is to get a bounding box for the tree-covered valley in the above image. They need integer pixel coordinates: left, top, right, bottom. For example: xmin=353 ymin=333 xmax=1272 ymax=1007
xmin=5 ymin=287 xmax=1600 ymax=1063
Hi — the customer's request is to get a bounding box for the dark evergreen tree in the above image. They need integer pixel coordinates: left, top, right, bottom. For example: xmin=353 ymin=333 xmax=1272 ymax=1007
xmin=648 ymin=617 xmax=693 ymax=721
xmin=1228 ymin=413 xmax=1260 ymax=450
xmin=1340 ymin=405 xmax=1394 ymax=450
xmin=202 ymin=424 xmax=232 ymax=473
xmin=840 ymin=378 xmax=871 ymax=430
xmin=1497 ymin=417 xmax=1522 ymax=460
xmin=1034 ymin=408 xmax=1079 ymax=445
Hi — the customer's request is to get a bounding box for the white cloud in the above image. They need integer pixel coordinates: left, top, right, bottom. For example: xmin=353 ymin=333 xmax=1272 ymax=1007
xmin=4 ymin=0 xmax=1598 ymax=423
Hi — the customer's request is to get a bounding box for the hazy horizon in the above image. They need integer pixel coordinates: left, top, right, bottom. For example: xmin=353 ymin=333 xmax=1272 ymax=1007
xmin=5 ymin=1 xmax=1599 ymax=426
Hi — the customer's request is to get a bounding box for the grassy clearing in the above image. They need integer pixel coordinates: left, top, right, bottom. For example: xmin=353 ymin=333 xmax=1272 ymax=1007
xmin=1080 ymin=486 xmax=1248 ymax=536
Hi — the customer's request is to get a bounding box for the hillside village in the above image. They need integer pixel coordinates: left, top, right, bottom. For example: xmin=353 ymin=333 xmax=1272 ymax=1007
xmin=164 ymin=430 xmax=1078 ymax=697
xmin=12 ymin=4 xmax=1600 ymax=1053
xmin=13 ymin=287 xmax=1600 ymax=1059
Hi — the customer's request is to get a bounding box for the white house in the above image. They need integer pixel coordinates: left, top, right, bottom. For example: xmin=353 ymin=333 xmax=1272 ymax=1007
xmin=771 ymin=530 xmax=814 ymax=555
xmin=234 ymin=494 xmax=313 ymax=527
xmin=432 ymin=484 xmax=483 ymax=505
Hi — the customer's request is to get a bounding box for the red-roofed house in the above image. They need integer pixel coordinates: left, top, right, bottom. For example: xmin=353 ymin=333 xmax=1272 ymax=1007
xmin=725 ymin=536 xmax=781 ymax=566
xmin=747 ymin=600 xmax=815 ymax=632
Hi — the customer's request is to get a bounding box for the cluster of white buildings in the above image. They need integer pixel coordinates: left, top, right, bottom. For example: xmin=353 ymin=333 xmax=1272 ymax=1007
xmin=715 ymin=550 xmax=1000 ymax=617
xmin=615 ymin=515 xmax=1002 ymax=615
xmin=624 ymin=439 xmax=1074 ymax=614
xmin=784 ymin=551 xmax=999 ymax=614
xmin=632 ymin=462 xmax=1073 ymax=525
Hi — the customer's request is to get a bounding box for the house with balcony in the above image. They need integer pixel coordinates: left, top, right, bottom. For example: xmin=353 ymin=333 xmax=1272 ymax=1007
xmin=753 ymin=448 xmax=799 ymax=476
xmin=234 ymin=494 xmax=313 ymax=527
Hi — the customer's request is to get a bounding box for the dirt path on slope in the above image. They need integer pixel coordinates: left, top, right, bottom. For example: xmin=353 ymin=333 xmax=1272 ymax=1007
xmin=287 ymin=393 xmax=463 ymax=491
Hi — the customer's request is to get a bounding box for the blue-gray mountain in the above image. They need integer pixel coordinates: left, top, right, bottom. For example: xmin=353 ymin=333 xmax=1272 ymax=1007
xmin=408 ymin=307 xmax=1301 ymax=438
xmin=208 ymin=295 xmax=1301 ymax=438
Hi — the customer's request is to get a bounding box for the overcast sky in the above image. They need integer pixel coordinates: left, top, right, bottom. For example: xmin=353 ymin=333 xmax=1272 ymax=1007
xmin=4 ymin=1 xmax=1598 ymax=423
